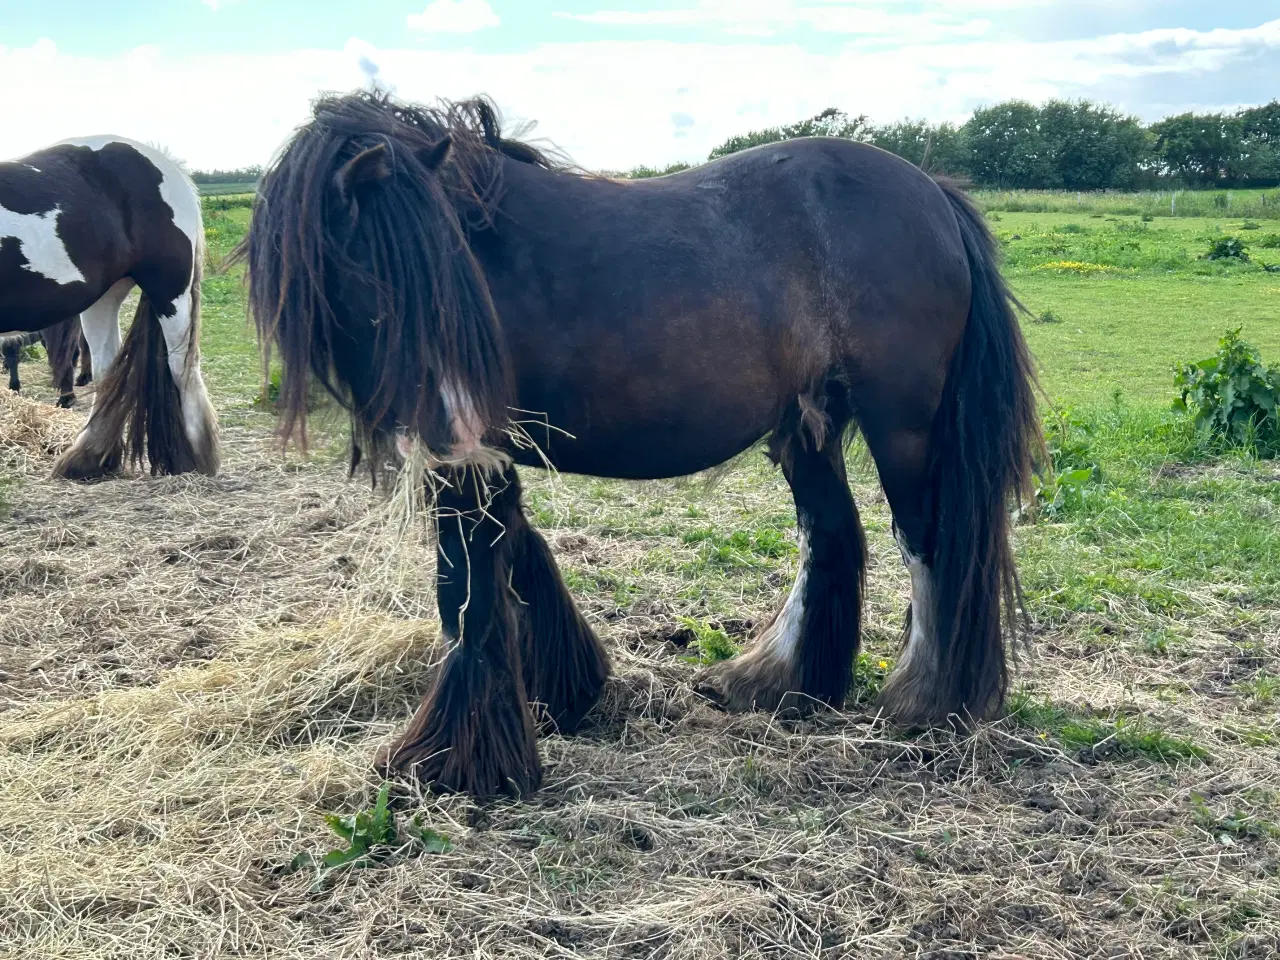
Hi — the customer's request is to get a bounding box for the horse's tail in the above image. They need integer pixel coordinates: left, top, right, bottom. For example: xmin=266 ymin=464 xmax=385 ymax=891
xmin=919 ymin=179 xmax=1041 ymax=721
xmin=54 ymin=246 xmax=220 ymax=479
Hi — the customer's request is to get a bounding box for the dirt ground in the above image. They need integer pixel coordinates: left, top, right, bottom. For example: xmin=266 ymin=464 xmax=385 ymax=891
xmin=2 ymin=374 xmax=1279 ymax=959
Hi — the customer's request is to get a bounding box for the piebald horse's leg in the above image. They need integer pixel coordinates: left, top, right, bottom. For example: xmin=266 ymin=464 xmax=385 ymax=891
xmin=376 ymin=463 xmax=541 ymax=798
xmin=156 ymin=287 xmax=220 ymax=475
xmin=54 ymin=279 xmax=135 ymax=477
xmin=75 ymin=325 xmax=92 ymax=387
xmin=79 ymin=279 xmax=133 ymax=386
xmin=701 ymin=395 xmax=865 ymax=713
xmin=2 ymin=339 xmax=21 ymax=393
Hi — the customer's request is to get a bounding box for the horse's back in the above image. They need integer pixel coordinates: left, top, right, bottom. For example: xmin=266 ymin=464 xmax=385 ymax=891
xmin=0 ymin=137 xmax=201 ymax=329
xmin=58 ymin=137 xmax=202 ymax=244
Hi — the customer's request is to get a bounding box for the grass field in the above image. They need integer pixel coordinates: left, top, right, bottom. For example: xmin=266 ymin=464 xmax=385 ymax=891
xmin=2 ymin=193 xmax=1279 ymax=959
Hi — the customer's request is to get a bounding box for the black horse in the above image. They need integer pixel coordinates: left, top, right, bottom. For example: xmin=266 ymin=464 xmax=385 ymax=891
xmin=243 ymin=91 xmax=1041 ymax=799
xmin=2 ymin=317 xmax=92 ymax=407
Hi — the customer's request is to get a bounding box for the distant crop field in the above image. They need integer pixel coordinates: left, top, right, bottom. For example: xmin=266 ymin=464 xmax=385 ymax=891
xmin=2 ymin=189 xmax=1279 ymax=959
xmin=976 ymin=186 xmax=1280 ymax=220
xmin=196 ymin=180 xmax=258 ymax=196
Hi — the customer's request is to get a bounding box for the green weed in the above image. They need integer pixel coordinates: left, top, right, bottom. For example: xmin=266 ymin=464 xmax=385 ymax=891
xmin=1173 ymin=328 xmax=1280 ymax=455
xmin=1236 ymin=672 xmax=1280 ymax=707
xmin=1204 ymin=236 xmax=1250 ymax=261
xmin=678 ymin=617 xmax=741 ymax=664
xmin=286 ymin=783 xmax=452 ymax=889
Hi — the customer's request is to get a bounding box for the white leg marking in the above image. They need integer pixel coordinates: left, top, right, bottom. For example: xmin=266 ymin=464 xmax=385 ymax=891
xmin=761 ymin=522 xmax=810 ymax=667
xmin=895 ymin=529 xmax=937 ymax=677
xmin=156 ymin=288 xmax=214 ymax=451
xmin=0 ymin=204 xmax=86 ymax=285
xmin=79 ymin=279 xmax=134 ymax=390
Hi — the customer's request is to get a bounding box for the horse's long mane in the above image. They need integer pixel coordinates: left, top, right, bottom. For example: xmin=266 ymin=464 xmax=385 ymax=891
xmin=241 ymin=89 xmax=558 ymax=453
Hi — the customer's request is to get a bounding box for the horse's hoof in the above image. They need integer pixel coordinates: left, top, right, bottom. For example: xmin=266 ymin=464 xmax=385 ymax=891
xmin=75 ymin=374 xmax=92 ymax=387
xmin=56 ymin=395 xmax=75 ymax=409
xmin=696 ymin=652 xmax=824 ymax=717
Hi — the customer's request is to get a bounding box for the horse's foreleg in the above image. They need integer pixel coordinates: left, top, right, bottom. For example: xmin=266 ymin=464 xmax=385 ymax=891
xmin=508 ymin=474 xmax=609 ymax=732
xmin=376 ymin=464 xmax=541 ymax=799
xmin=52 ymin=280 xmax=133 ymax=479
xmin=42 ymin=318 xmax=80 ymax=408
xmin=75 ymin=326 xmax=92 ymax=387
xmin=2 ymin=340 xmax=20 ymax=393
xmin=701 ymin=394 xmax=865 ymax=713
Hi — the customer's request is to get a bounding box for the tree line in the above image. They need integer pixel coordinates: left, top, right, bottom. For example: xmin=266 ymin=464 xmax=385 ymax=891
xmin=190 ymin=166 xmax=263 ymax=185
xmin=633 ymin=100 xmax=1280 ymax=190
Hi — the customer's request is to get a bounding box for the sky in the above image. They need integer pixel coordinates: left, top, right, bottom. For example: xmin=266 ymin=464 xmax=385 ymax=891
xmin=1 ymin=0 xmax=1278 ymax=172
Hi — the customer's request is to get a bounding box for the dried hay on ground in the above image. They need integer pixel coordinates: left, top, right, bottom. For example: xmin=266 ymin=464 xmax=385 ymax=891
xmin=2 ymin=394 xmax=1279 ymax=959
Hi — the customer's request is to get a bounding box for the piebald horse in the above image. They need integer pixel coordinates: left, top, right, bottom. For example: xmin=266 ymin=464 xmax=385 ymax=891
xmin=243 ymin=91 xmax=1041 ymax=799
xmin=0 ymin=136 xmax=219 ymax=478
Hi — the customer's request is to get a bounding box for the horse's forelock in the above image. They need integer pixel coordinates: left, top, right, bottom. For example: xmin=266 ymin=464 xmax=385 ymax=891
xmin=242 ymin=89 xmax=517 ymax=456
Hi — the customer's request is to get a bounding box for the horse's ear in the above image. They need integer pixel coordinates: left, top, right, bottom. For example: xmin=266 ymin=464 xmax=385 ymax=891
xmin=418 ymin=136 xmax=453 ymax=172
xmin=335 ymin=143 xmax=392 ymax=203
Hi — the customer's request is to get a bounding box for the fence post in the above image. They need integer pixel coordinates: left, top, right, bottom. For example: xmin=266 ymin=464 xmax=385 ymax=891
xmin=1171 ymin=192 xmax=1176 ymax=215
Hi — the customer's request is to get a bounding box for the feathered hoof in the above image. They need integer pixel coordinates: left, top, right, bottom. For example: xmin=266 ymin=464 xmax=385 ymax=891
xmin=51 ymin=438 xmax=123 ymax=482
xmin=695 ymin=649 xmax=821 ymax=717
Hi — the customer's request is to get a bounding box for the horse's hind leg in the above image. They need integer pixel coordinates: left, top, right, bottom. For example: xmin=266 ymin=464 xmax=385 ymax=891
xmin=53 ymin=280 xmax=134 ymax=479
xmin=701 ymin=391 xmax=865 ymax=713
xmin=858 ymin=422 xmax=947 ymax=725
xmin=376 ymin=464 xmax=541 ymax=799
xmin=156 ymin=287 xmax=220 ymax=475
xmin=508 ymin=477 xmax=610 ymax=732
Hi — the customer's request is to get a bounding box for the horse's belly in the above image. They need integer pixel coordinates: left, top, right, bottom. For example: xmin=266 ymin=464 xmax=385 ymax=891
xmin=513 ymin=392 xmax=775 ymax=480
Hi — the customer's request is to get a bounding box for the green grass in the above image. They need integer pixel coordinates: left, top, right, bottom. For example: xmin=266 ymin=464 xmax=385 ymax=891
xmin=1007 ymin=690 xmax=1209 ymax=764
xmin=197 ymin=181 xmax=258 ymax=197
xmin=995 ymin=214 xmax=1280 ymax=406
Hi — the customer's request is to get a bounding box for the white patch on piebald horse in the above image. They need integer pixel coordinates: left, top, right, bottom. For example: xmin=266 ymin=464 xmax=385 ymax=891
xmin=0 ymin=205 xmax=86 ymax=285
xmin=762 ymin=523 xmax=810 ymax=666
xmin=895 ymin=531 xmax=937 ymax=678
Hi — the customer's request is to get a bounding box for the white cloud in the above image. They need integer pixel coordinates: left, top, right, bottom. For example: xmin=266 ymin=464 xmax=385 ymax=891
xmin=555 ymin=0 xmax=1053 ymax=38
xmin=407 ymin=0 xmax=500 ymax=34
xmin=1 ymin=19 xmax=1276 ymax=172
